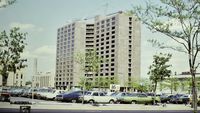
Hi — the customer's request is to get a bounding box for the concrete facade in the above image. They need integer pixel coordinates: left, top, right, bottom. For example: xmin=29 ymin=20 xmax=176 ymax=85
xmin=55 ymin=11 xmax=141 ymax=90
xmin=32 ymin=72 xmax=54 ymax=88
xmin=0 ymin=69 xmax=25 ymax=87
xmin=55 ymin=22 xmax=87 ymax=89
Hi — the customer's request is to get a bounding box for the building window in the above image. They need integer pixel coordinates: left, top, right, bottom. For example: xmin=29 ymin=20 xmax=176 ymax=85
xmin=112 ymin=26 xmax=115 ymax=30
xmin=106 ymin=19 xmax=110 ymax=22
xmin=111 ymin=54 xmax=115 ymax=57
xmin=111 ymin=45 xmax=115 ymax=48
xmin=112 ymin=17 xmax=115 ymax=20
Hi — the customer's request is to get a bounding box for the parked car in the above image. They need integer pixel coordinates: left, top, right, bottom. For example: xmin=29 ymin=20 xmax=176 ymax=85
xmin=110 ymin=92 xmax=131 ymax=104
xmin=45 ymin=90 xmax=67 ymax=100
xmin=27 ymin=88 xmax=38 ymax=99
xmin=169 ymin=94 xmax=185 ymax=104
xmin=179 ymin=94 xmax=191 ymax=104
xmin=82 ymin=91 xmax=117 ymax=104
xmin=21 ymin=88 xmax=30 ymax=97
xmin=160 ymin=94 xmax=173 ymax=103
xmin=0 ymin=87 xmax=10 ymax=102
xmin=119 ymin=93 xmax=160 ymax=105
xmin=56 ymin=90 xmax=85 ymax=103
xmin=36 ymin=88 xmax=53 ymax=99
xmin=11 ymin=88 xmax=25 ymax=97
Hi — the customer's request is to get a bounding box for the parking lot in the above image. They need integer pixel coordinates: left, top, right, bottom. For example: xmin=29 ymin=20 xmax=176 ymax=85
xmin=0 ymin=96 xmax=197 ymax=111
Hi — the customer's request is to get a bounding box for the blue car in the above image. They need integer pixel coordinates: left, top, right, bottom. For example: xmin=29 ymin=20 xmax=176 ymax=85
xmin=56 ymin=90 xmax=86 ymax=103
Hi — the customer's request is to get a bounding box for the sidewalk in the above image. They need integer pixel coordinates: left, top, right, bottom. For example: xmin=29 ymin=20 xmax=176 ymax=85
xmin=0 ymin=102 xmax=196 ymax=111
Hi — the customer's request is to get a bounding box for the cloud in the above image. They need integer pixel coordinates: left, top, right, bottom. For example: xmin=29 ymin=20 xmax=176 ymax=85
xmin=33 ymin=45 xmax=56 ymax=57
xmin=9 ymin=22 xmax=44 ymax=32
xmin=22 ymin=45 xmax=56 ymax=58
xmin=10 ymin=22 xmax=35 ymax=30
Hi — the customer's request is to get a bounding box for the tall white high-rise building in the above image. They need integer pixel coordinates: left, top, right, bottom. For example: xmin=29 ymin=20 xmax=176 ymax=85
xmin=55 ymin=11 xmax=141 ymax=90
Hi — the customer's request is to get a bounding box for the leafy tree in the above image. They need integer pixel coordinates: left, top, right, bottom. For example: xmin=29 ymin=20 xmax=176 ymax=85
xmin=75 ymin=50 xmax=103 ymax=88
xmin=133 ymin=0 xmax=200 ymax=112
xmin=78 ymin=77 xmax=92 ymax=90
xmin=0 ymin=0 xmax=16 ymax=8
xmin=131 ymin=79 xmax=150 ymax=92
xmin=148 ymin=53 xmax=172 ymax=104
xmin=0 ymin=27 xmax=27 ymax=86
xmin=164 ymin=77 xmax=180 ymax=94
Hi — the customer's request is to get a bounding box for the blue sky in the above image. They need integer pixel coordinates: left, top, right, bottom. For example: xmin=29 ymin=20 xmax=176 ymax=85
xmin=0 ymin=0 xmax=195 ymax=81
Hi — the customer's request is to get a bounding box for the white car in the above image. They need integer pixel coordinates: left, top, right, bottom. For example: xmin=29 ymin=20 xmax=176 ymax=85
xmin=82 ymin=91 xmax=117 ymax=104
xmin=45 ymin=90 xmax=67 ymax=100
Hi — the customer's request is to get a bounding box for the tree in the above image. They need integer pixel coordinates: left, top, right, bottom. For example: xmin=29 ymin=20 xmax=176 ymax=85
xmin=0 ymin=0 xmax=16 ymax=8
xmin=133 ymin=0 xmax=200 ymax=112
xmin=0 ymin=27 xmax=27 ymax=86
xmin=78 ymin=77 xmax=92 ymax=90
xmin=75 ymin=50 xmax=103 ymax=88
xmin=164 ymin=77 xmax=180 ymax=94
xmin=148 ymin=53 xmax=172 ymax=104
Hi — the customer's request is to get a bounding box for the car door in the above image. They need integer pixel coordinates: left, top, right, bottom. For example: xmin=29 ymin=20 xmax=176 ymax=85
xmin=99 ymin=92 xmax=107 ymax=103
xmin=92 ymin=92 xmax=99 ymax=102
xmin=138 ymin=93 xmax=149 ymax=103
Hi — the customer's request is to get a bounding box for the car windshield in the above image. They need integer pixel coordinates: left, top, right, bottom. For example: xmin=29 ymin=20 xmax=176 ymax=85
xmin=86 ymin=92 xmax=92 ymax=95
xmin=110 ymin=92 xmax=119 ymax=96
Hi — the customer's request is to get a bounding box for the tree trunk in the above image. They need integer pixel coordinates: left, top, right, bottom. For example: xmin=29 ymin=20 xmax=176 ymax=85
xmin=191 ymin=72 xmax=197 ymax=113
xmin=2 ymin=73 xmax=8 ymax=86
xmin=153 ymin=81 xmax=157 ymax=105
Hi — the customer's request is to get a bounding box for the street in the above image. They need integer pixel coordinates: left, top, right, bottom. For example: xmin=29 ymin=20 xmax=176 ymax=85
xmin=0 ymin=109 xmax=199 ymax=113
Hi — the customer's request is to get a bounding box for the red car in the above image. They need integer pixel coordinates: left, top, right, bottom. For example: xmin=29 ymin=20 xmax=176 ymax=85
xmin=0 ymin=87 xmax=11 ymax=102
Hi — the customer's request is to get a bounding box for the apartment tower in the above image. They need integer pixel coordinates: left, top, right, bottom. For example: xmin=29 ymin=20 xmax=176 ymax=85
xmin=55 ymin=11 xmax=140 ymax=90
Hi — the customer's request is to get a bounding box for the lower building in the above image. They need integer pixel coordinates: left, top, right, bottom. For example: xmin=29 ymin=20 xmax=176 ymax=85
xmin=157 ymin=72 xmax=200 ymax=94
xmin=0 ymin=69 xmax=25 ymax=87
xmin=32 ymin=72 xmax=54 ymax=88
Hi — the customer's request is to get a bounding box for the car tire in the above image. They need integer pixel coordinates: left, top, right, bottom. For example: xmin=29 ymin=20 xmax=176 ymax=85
xmin=131 ymin=100 xmax=136 ymax=104
xmin=89 ymin=100 xmax=94 ymax=105
xmin=109 ymin=100 xmax=114 ymax=104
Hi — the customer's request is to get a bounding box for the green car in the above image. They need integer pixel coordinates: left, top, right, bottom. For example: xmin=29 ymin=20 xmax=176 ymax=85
xmin=118 ymin=93 xmax=160 ymax=105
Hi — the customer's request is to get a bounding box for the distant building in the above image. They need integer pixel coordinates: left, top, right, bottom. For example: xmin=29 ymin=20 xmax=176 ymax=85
xmin=0 ymin=69 xmax=26 ymax=87
xmin=55 ymin=11 xmax=141 ymax=90
xmin=32 ymin=72 xmax=54 ymax=88
xmin=157 ymin=71 xmax=200 ymax=94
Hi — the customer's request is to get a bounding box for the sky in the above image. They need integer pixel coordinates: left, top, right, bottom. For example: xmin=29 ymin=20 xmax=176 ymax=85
xmin=0 ymin=0 xmax=198 ymax=81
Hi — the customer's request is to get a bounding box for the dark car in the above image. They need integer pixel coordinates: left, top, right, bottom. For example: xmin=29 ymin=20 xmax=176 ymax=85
xmin=170 ymin=94 xmax=185 ymax=104
xmin=160 ymin=94 xmax=173 ymax=103
xmin=56 ymin=90 xmax=86 ymax=103
xmin=179 ymin=95 xmax=191 ymax=104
